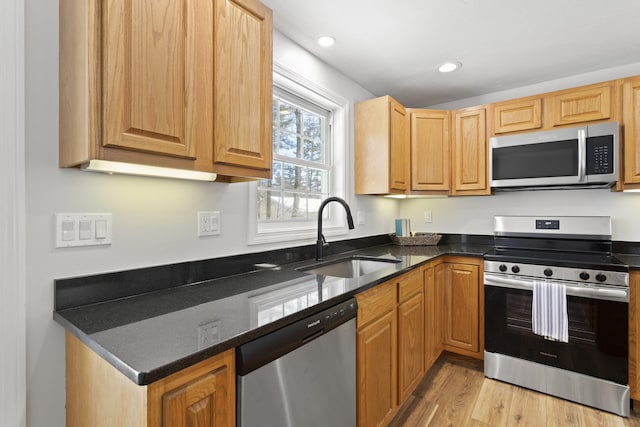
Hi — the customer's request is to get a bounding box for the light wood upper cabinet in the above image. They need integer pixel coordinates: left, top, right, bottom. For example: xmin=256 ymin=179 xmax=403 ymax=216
xmin=492 ymin=98 xmax=542 ymax=134
xmin=355 ymin=95 xmax=409 ymax=194
xmin=623 ymin=76 xmax=640 ymax=186
xmin=451 ymin=106 xmax=490 ymax=195
xmin=66 ymin=332 xmax=235 ymax=427
xmin=547 ymin=82 xmax=613 ymax=127
xmin=212 ymin=0 xmax=273 ymax=178
xmin=408 ymin=109 xmax=450 ymax=192
xmin=59 ymin=0 xmax=272 ymax=180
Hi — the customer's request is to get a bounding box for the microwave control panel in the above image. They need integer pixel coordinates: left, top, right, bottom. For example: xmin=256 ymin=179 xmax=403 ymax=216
xmin=586 ymin=135 xmax=613 ymax=175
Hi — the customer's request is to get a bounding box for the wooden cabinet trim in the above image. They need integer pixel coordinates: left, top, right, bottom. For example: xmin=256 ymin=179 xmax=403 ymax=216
xmin=630 ymin=271 xmax=640 ymax=400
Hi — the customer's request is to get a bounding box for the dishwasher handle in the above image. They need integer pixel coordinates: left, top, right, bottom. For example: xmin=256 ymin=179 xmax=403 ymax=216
xmin=236 ymin=298 xmax=358 ymax=376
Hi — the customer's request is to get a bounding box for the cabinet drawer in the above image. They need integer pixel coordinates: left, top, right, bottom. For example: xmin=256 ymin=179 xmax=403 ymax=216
xmin=398 ymin=270 xmax=423 ymax=303
xmin=356 ymin=280 xmax=397 ymax=328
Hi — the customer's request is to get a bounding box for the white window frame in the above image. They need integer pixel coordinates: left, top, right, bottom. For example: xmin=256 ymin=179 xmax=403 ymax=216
xmin=248 ymin=63 xmax=350 ymax=245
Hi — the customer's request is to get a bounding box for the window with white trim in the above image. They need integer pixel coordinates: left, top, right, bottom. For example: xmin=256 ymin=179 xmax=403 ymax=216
xmin=256 ymin=88 xmax=331 ymax=222
xmin=248 ymin=66 xmax=349 ymax=245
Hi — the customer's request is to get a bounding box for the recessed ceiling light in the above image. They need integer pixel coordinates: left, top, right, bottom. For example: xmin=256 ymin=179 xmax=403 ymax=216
xmin=437 ymin=61 xmax=462 ymax=73
xmin=317 ymin=35 xmax=336 ymax=47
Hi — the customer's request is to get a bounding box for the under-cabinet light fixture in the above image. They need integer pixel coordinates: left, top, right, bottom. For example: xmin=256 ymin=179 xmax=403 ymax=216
xmin=437 ymin=61 xmax=462 ymax=73
xmin=81 ymin=160 xmax=218 ymax=181
xmin=317 ymin=35 xmax=336 ymax=47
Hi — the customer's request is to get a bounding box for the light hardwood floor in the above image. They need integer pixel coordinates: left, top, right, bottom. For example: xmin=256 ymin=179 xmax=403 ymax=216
xmin=389 ymin=352 xmax=640 ymax=426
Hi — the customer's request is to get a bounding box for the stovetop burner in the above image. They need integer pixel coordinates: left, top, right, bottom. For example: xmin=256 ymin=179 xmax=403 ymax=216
xmin=484 ymin=247 xmax=629 ymax=272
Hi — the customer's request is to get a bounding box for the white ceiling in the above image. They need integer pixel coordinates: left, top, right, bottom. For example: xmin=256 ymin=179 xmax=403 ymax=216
xmin=262 ymin=0 xmax=640 ymax=107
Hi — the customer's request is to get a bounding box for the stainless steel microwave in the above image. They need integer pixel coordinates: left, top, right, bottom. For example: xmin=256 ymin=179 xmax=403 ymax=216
xmin=489 ymin=122 xmax=618 ymax=190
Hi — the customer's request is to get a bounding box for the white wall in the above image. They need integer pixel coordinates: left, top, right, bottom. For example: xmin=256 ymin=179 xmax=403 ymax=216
xmin=400 ymin=64 xmax=640 ymax=240
xmin=400 ymin=189 xmax=640 ymax=240
xmin=1 ymin=0 xmax=26 ymax=425
xmin=25 ymin=2 xmax=397 ymax=425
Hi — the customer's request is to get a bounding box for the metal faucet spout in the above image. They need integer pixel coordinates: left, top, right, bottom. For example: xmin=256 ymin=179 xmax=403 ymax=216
xmin=316 ymin=197 xmax=355 ymax=261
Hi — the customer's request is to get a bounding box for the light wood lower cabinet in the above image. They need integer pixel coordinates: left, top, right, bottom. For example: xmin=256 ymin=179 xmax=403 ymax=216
xmin=397 ymin=270 xmax=426 ymax=403
xmin=356 ymin=280 xmax=398 ymax=427
xmin=66 ymin=332 xmax=235 ymax=427
xmin=439 ymin=257 xmax=484 ymax=359
xmin=424 ymin=260 xmax=444 ymax=370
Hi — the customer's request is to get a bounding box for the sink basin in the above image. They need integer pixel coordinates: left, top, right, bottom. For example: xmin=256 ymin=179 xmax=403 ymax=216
xmin=299 ymin=256 xmax=401 ymax=278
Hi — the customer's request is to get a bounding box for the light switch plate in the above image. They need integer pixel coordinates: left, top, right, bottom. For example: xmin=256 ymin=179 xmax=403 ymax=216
xmin=424 ymin=211 xmax=433 ymax=223
xmin=55 ymin=213 xmax=112 ymax=248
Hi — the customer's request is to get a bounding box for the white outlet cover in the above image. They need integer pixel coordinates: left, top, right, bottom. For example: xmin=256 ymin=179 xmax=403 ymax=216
xmin=198 ymin=211 xmax=221 ymax=237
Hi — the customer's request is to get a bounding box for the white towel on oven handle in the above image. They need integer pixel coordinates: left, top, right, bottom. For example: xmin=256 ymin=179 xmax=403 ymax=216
xmin=532 ymin=280 xmax=568 ymax=343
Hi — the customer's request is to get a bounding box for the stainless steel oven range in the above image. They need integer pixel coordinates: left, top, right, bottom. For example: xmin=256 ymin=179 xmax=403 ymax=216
xmin=484 ymin=215 xmax=630 ymax=416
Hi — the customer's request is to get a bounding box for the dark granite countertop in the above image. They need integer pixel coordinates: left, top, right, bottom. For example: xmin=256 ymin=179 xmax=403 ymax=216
xmin=53 ymin=232 xmax=638 ymax=387
xmin=54 ymin=236 xmax=489 ymax=385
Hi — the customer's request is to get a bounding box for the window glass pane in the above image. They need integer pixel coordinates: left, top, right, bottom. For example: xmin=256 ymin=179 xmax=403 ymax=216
xmin=278 ymin=101 xmax=298 ymax=133
xmin=271 ymin=161 xmax=282 ymax=188
xmin=306 ymin=193 xmax=325 ymax=221
xmin=278 ymin=132 xmax=300 ymax=158
xmin=303 ymin=111 xmax=321 ymax=138
xmin=257 ymin=189 xmax=281 ymax=221
xmin=304 ymin=138 xmax=322 ymax=162
xmin=282 ymin=192 xmax=308 ymax=219
xmin=282 ymin=163 xmax=307 ymax=191
xmin=308 ymin=168 xmax=327 ymax=193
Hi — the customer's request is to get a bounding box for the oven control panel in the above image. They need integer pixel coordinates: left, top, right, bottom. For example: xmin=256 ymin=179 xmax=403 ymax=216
xmin=484 ymin=260 xmax=629 ymax=287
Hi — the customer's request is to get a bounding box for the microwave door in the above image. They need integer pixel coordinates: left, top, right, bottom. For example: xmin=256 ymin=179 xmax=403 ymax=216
xmin=490 ymin=126 xmax=584 ymax=188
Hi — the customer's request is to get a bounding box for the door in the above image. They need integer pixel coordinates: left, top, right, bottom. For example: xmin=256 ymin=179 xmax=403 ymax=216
xmin=397 ymin=271 xmax=425 ymax=402
xmin=484 ymin=284 xmax=628 ymax=385
xmin=549 ymin=83 xmax=612 ymax=126
xmin=409 ymin=109 xmax=450 ymax=192
xmin=357 ymin=310 xmax=397 ymax=427
xmin=624 ymin=77 xmax=640 ymax=184
xmin=443 ymin=262 xmax=480 ymax=352
xmin=102 ymin=0 xmax=205 ymax=159
xmin=452 ymin=107 xmax=489 ymax=194
xmin=389 ymin=99 xmax=409 ymax=192
xmin=425 ymin=264 xmax=443 ymax=369
xmin=163 ymin=367 xmax=233 ymax=427
xmin=213 ymin=0 xmax=272 ymax=176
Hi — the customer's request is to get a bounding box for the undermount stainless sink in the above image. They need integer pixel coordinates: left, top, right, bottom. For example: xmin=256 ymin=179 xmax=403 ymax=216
xmin=299 ymin=256 xmax=401 ymax=279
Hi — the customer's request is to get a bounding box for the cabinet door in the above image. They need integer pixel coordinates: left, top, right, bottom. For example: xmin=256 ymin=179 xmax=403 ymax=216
xmin=213 ymin=0 xmax=273 ymax=177
xmin=493 ymin=98 xmax=542 ymax=134
xmin=397 ymin=292 xmax=425 ymax=402
xmin=630 ymin=271 xmax=640 ymax=400
xmin=409 ymin=109 xmax=450 ymax=192
xmin=443 ymin=262 xmax=479 ymax=353
xmin=357 ymin=310 xmax=397 ymax=427
xmin=549 ymin=83 xmax=612 ymax=126
xmin=624 ymin=77 xmax=640 ymax=185
xmin=452 ymin=107 xmax=489 ymax=195
xmin=102 ymin=0 xmax=206 ymax=159
xmin=389 ymin=98 xmax=409 ymax=192
xmin=424 ymin=264 xmax=443 ymax=370
xmin=162 ymin=368 xmax=232 ymax=427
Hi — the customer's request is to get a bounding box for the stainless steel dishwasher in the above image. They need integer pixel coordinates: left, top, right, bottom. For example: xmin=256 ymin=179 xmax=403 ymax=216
xmin=236 ymin=298 xmax=357 ymax=427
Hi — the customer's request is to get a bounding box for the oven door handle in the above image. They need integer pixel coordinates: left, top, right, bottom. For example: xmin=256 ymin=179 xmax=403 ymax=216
xmin=484 ymin=274 xmax=629 ymax=302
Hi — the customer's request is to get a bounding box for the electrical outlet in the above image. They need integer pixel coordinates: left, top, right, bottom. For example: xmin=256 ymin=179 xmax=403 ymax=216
xmin=424 ymin=210 xmax=433 ymax=223
xmin=198 ymin=320 xmax=220 ymax=349
xmin=357 ymin=211 xmax=365 ymax=225
xmin=198 ymin=211 xmax=221 ymax=236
